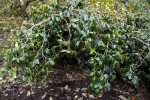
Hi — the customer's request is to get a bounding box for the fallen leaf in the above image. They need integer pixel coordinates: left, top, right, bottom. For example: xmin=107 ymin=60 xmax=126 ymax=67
xmin=75 ymin=88 xmax=80 ymax=93
xmin=49 ymin=97 xmax=53 ymax=100
xmin=89 ymin=94 xmax=95 ymax=99
xmin=74 ymin=95 xmax=78 ymax=99
xmin=82 ymin=76 xmax=86 ymax=78
xmin=119 ymin=90 xmax=122 ymax=93
xmin=26 ymin=91 xmax=31 ymax=97
xmin=4 ymin=94 xmax=8 ymax=96
xmin=41 ymin=92 xmax=47 ymax=99
xmin=64 ymin=85 xmax=69 ymax=91
xmin=118 ymin=95 xmax=127 ymax=100
xmin=98 ymin=92 xmax=103 ymax=98
xmin=78 ymin=97 xmax=83 ymax=100
xmin=20 ymin=90 xmax=23 ymax=94
xmin=81 ymin=88 xmax=87 ymax=92
xmin=31 ymin=92 xmax=35 ymax=94
xmin=67 ymin=96 xmax=71 ymax=100
xmin=82 ymin=93 xmax=87 ymax=97
xmin=68 ymin=88 xmax=71 ymax=92
xmin=54 ymin=94 xmax=59 ymax=97
xmin=2 ymin=91 xmax=6 ymax=93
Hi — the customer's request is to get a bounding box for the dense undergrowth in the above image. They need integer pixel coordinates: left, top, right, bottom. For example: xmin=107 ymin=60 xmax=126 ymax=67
xmin=4 ymin=0 xmax=150 ymax=94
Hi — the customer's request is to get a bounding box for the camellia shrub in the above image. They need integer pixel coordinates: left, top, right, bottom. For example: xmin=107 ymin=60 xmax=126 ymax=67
xmin=5 ymin=0 xmax=150 ymax=94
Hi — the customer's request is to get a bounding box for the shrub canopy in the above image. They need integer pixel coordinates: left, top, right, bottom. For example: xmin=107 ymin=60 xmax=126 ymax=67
xmin=5 ymin=0 xmax=150 ymax=94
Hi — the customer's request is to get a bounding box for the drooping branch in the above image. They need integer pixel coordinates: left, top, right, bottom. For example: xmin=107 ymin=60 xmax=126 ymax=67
xmin=129 ymin=37 xmax=149 ymax=47
xmin=28 ymin=13 xmax=60 ymax=31
xmin=129 ymin=37 xmax=150 ymax=68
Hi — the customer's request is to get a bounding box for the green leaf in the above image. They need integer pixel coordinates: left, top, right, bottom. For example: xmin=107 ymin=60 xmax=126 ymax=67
xmin=102 ymin=34 xmax=111 ymax=42
xmin=94 ymin=89 xmax=100 ymax=95
xmin=115 ymin=53 xmax=122 ymax=62
xmin=96 ymin=71 xmax=101 ymax=77
xmin=19 ymin=57 xmax=25 ymax=62
xmin=49 ymin=58 xmax=55 ymax=65
xmin=104 ymin=65 xmax=108 ymax=72
xmin=90 ymin=77 xmax=97 ymax=83
xmin=61 ymin=49 xmax=71 ymax=53
xmin=62 ymin=41 xmax=69 ymax=46
xmin=90 ymin=72 xmax=94 ymax=77
xmin=128 ymin=74 xmax=132 ymax=79
xmin=71 ymin=23 xmax=78 ymax=29
xmin=13 ymin=71 xmax=16 ymax=78
xmin=34 ymin=59 xmax=39 ymax=65
xmin=104 ymin=74 xmax=109 ymax=79
xmin=90 ymin=48 xmax=96 ymax=55
xmin=112 ymin=75 xmax=116 ymax=81
xmin=76 ymin=41 xmax=80 ymax=47
xmin=45 ymin=48 xmax=50 ymax=54
xmin=95 ymin=57 xmax=100 ymax=61
xmin=15 ymin=42 xmax=19 ymax=48
xmin=94 ymin=83 xmax=100 ymax=88
xmin=56 ymin=17 xmax=60 ymax=21
xmin=88 ymin=83 xmax=93 ymax=90
xmin=132 ymin=76 xmax=139 ymax=88
xmin=106 ymin=82 xmax=110 ymax=89
xmin=22 ymin=76 xmax=26 ymax=82
xmin=84 ymin=14 xmax=88 ymax=21
xmin=63 ymin=10 xmax=70 ymax=17
xmin=99 ymin=61 xmax=102 ymax=67
xmin=87 ymin=58 xmax=94 ymax=65
xmin=12 ymin=58 xmax=20 ymax=63
xmin=70 ymin=18 xmax=79 ymax=23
